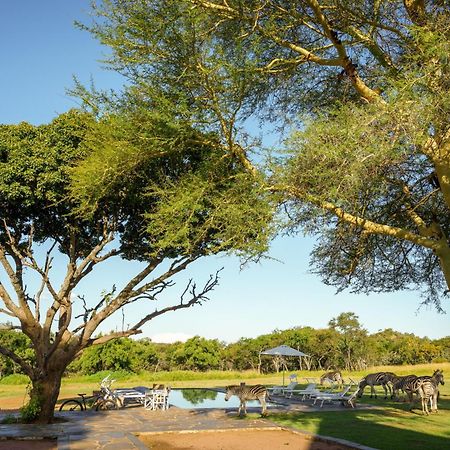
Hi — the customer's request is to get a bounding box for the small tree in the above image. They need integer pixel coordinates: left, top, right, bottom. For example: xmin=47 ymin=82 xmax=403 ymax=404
xmin=173 ymin=336 xmax=222 ymax=371
xmin=0 ymin=110 xmax=274 ymax=422
xmin=329 ymin=312 xmax=368 ymax=371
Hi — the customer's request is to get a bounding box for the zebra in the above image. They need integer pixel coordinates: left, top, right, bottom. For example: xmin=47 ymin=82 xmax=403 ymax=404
xmin=418 ymin=380 xmax=441 ymax=415
xmin=391 ymin=375 xmax=417 ymax=400
xmin=224 ymin=384 xmax=269 ymax=416
xmin=357 ymin=372 xmax=396 ymax=399
xmin=404 ymin=369 xmax=444 ymax=412
xmin=320 ymin=370 xmax=343 ymax=388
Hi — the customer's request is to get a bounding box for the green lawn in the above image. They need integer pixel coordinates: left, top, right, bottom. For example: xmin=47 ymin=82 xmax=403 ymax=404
xmin=268 ymin=402 xmax=450 ymax=450
xmin=266 ymin=364 xmax=450 ymax=450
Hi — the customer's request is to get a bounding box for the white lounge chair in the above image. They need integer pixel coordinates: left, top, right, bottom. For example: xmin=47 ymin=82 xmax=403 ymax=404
xmin=268 ymin=374 xmax=298 ymax=395
xmin=285 ymin=383 xmax=318 ymax=400
xmin=335 ymin=389 xmax=358 ymax=408
xmin=304 ymin=377 xmax=318 ymax=384
xmin=312 ymin=385 xmax=352 ymax=407
xmin=288 ymin=374 xmax=298 ymax=383
xmin=113 ymin=387 xmax=146 ymax=406
xmin=268 ymin=380 xmax=298 ymax=396
xmin=348 ymin=377 xmax=360 ymax=386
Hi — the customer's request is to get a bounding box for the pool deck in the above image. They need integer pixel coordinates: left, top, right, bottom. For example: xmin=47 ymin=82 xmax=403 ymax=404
xmin=0 ymin=395 xmax=376 ymax=449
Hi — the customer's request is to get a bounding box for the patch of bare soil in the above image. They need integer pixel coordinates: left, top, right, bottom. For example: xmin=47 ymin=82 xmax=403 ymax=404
xmin=0 ymin=397 xmax=22 ymax=409
xmin=138 ymin=429 xmax=353 ymax=450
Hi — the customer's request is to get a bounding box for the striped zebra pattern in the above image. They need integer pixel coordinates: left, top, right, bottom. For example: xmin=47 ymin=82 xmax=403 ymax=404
xmin=418 ymin=380 xmax=440 ymax=415
xmin=225 ymin=384 xmax=268 ymax=416
xmin=391 ymin=375 xmax=417 ymax=400
xmin=320 ymin=371 xmax=343 ymax=388
xmin=404 ymin=369 xmax=444 ymax=412
xmin=357 ymin=372 xmax=396 ymax=399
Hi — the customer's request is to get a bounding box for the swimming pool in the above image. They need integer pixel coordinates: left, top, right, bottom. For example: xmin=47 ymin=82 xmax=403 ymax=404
xmin=168 ymin=388 xmax=273 ymax=410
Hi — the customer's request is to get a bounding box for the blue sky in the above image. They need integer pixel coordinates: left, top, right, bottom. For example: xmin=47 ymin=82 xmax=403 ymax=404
xmin=1 ymin=1 xmax=449 ymax=343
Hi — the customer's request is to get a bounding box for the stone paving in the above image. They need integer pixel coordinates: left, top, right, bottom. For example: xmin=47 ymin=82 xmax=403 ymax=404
xmin=0 ymin=407 xmax=281 ymax=449
xmin=0 ymin=396 xmax=376 ymax=449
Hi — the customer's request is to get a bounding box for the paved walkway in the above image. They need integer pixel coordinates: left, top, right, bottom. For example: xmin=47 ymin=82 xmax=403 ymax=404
xmin=0 ymin=397 xmax=376 ymax=449
xmin=0 ymin=407 xmax=281 ymax=449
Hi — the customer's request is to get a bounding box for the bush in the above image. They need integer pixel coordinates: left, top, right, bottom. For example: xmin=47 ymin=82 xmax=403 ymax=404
xmin=62 ymin=370 xmax=134 ymax=384
xmin=20 ymin=396 xmax=41 ymax=423
xmin=0 ymin=374 xmax=30 ymax=384
xmin=19 ymin=383 xmax=42 ymax=423
xmin=1 ymin=414 xmax=19 ymax=424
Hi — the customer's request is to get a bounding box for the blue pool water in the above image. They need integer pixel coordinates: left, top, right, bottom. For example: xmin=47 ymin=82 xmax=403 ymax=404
xmin=168 ymin=388 xmax=271 ymax=409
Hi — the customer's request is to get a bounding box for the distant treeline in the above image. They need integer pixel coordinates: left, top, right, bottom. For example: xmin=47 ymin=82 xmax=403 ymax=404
xmin=1 ymin=313 xmax=449 ymax=376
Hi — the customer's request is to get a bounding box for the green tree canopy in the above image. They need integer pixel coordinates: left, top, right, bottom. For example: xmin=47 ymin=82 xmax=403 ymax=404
xmin=0 ymin=108 xmax=274 ymax=422
xmin=173 ymin=336 xmax=223 ymax=371
xmin=82 ymin=0 xmax=450 ymax=308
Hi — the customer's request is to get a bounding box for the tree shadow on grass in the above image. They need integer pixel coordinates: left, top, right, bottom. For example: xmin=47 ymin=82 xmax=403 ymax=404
xmin=268 ymin=400 xmax=450 ymax=450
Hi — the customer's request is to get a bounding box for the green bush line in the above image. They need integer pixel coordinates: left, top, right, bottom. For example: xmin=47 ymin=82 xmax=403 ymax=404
xmin=3 ymin=363 xmax=449 ymax=386
xmin=61 ymin=369 xmax=264 ymax=384
xmin=0 ymin=374 xmax=30 ymax=385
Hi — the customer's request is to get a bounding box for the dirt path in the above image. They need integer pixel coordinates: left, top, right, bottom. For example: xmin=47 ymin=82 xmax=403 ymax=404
xmin=139 ymin=429 xmax=353 ymax=450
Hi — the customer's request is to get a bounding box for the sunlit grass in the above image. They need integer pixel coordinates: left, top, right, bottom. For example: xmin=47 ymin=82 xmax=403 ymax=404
xmin=268 ymin=405 xmax=450 ymax=450
xmin=264 ymin=362 xmax=450 ymax=450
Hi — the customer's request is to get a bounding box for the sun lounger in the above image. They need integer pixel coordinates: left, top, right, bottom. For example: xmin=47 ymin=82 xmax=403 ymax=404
xmin=268 ymin=380 xmax=298 ymax=396
xmin=113 ymin=387 xmax=147 ymax=406
xmin=284 ymin=383 xmax=319 ymax=399
xmin=312 ymin=385 xmax=352 ymax=407
xmin=304 ymin=377 xmax=318 ymax=384
xmin=335 ymin=389 xmax=358 ymax=408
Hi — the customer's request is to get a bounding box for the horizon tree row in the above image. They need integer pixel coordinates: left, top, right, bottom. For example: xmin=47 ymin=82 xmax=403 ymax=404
xmin=1 ymin=313 xmax=447 ymax=377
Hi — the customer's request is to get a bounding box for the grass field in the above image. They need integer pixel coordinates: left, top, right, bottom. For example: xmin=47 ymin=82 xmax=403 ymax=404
xmin=268 ymin=363 xmax=450 ymax=450
xmin=0 ymin=363 xmax=449 ymax=449
xmin=269 ymin=405 xmax=450 ymax=450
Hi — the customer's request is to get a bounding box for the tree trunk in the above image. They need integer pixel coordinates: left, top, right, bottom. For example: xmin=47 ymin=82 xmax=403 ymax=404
xmin=436 ymin=243 xmax=450 ymax=294
xmin=28 ymin=368 xmax=65 ymax=424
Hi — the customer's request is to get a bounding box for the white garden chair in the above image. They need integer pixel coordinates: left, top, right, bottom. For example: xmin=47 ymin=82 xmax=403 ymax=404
xmin=144 ymin=388 xmax=170 ymax=410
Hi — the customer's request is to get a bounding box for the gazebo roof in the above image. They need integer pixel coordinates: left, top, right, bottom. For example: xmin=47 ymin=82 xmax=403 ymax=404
xmin=261 ymin=345 xmax=309 ymax=357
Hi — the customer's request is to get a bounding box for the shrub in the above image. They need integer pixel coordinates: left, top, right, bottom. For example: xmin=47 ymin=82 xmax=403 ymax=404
xmin=0 ymin=374 xmax=30 ymax=385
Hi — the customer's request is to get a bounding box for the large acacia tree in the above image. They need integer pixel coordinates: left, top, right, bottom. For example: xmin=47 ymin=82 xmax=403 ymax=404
xmin=83 ymin=0 xmax=450 ymax=307
xmin=0 ymin=109 xmax=273 ymax=422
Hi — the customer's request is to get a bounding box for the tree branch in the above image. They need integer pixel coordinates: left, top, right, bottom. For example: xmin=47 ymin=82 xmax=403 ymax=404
xmin=284 ymin=185 xmax=441 ymax=251
xmin=403 ymin=0 xmax=427 ymax=26
xmin=0 ymin=345 xmax=33 ymax=377
xmin=130 ymin=269 xmax=222 ymax=332
xmin=78 ymin=256 xmax=165 ymax=342
xmin=74 ymin=329 xmax=142 ymax=358
xmin=0 ymin=282 xmax=21 ymax=318
xmin=304 ymin=0 xmax=384 ymax=103
xmin=0 ymin=245 xmax=32 ymax=321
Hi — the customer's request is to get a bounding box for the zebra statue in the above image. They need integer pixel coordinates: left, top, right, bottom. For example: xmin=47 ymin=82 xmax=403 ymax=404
xmin=320 ymin=370 xmax=343 ymax=388
xmin=403 ymin=369 xmax=444 ymax=413
xmin=357 ymin=372 xmax=396 ymax=399
xmin=391 ymin=375 xmax=417 ymax=400
xmin=224 ymin=384 xmax=269 ymax=416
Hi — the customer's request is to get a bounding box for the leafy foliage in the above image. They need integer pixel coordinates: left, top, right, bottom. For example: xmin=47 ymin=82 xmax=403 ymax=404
xmin=0 ymin=104 xmax=274 ymax=422
xmin=79 ymin=1 xmax=450 ymax=308
xmin=0 ymin=330 xmax=34 ymax=377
